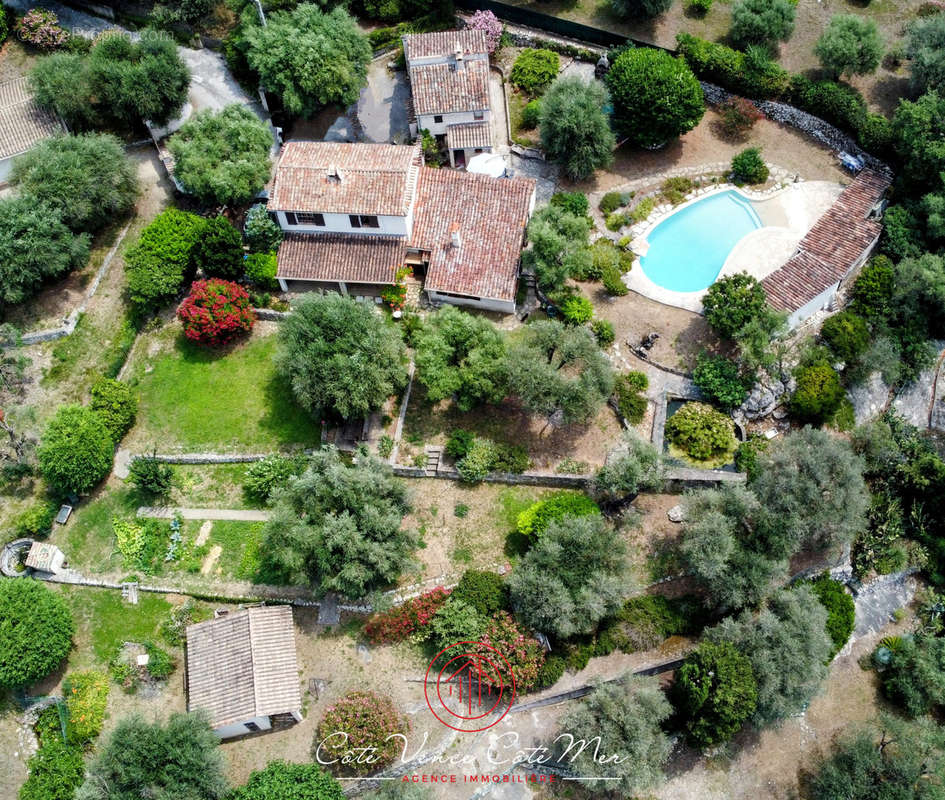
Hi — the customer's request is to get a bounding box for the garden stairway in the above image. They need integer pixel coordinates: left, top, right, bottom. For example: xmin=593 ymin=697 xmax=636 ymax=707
xmin=424 ymin=446 xmax=442 ymax=475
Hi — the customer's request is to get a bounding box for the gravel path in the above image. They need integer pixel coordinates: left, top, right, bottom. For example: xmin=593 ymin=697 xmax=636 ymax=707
xmin=853 ymin=570 xmax=918 ymax=638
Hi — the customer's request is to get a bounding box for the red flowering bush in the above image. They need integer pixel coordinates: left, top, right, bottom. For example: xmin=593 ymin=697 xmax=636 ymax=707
xmin=178 ymin=279 xmax=255 ymax=346
xmin=472 ymin=611 xmax=545 ymax=692
xmin=363 ymin=587 xmax=450 ymax=644
xmin=314 ymin=691 xmax=408 ymax=775
xmin=16 ymin=9 xmax=69 ymax=49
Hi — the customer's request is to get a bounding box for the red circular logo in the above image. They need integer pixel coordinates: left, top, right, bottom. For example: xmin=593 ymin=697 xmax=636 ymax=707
xmin=424 ymin=641 xmax=516 ymax=732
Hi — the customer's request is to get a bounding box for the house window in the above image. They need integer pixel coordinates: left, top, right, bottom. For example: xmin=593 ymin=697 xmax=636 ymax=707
xmin=349 ymin=215 xmax=380 ymax=229
xmin=296 ymin=212 xmax=325 ymax=226
xmin=433 ymin=115 xmax=443 ymax=124
xmin=474 ymin=149 xmax=484 ymax=154
xmin=285 ymin=212 xmax=297 ymax=225
xmin=473 ymin=111 xmax=484 ymax=121
xmin=244 ymin=721 xmax=260 ymax=732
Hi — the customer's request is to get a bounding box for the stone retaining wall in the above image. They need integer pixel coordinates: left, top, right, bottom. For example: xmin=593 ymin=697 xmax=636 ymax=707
xmin=700 ymin=81 xmax=892 ymax=175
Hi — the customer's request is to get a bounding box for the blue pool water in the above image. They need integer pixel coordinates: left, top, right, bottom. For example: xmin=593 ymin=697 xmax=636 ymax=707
xmin=639 ymin=190 xmax=763 ymax=292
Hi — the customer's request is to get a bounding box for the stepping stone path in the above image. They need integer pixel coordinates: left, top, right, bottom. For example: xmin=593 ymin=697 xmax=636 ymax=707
xmin=194 ymin=521 xmax=212 ymax=547
xmin=200 ymin=545 xmax=222 ymax=575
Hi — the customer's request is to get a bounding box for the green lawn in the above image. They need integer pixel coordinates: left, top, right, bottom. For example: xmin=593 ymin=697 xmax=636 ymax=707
xmin=55 ymin=584 xmax=173 ymax=667
xmin=170 ymin=463 xmax=262 ymax=509
xmin=50 ymin=487 xmax=140 ymax=574
xmin=128 ymin=332 xmax=321 ymax=450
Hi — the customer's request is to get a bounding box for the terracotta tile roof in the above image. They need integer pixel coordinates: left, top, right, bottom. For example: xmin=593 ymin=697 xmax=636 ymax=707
xmin=403 ymin=29 xmax=488 ymax=62
xmin=277 ymin=232 xmax=405 ymax=285
xmin=185 ymin=606 xmax=301 ymax=729
xmin=0 ymin=78 xmax=64 ymax=162
xmin=761 ymin=170 xmax=891 ymax=313
xmin=410 ymin=59 xmax=490 ymax=116
xmin=268 ymin=141 xmax=421 ymax=216
xmin=412 ymin=168 xmax=535 ymax=303
xmin=446 ymin=121 xmax=491 ymax=150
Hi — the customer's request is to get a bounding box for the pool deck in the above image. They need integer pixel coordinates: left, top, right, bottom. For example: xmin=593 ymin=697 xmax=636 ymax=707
xmin=622 ymin=181 xmax=844 ymax=313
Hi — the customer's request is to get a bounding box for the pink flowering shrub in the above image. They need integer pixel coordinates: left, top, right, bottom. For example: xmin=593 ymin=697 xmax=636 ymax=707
xmin=472 ymin=611 xmax=545 ymax=691
xmin=178 ymin=279 xmax=255 ymax=346
xmin=16 ymin=9 xmax=69 ymax=49
xmin=314 ymin=691 xmax=408 ymax=775
xmin=469 ymin=10 xmax=502 ymax=54
xmin=363 ymin=586 xmax=451 ymax=644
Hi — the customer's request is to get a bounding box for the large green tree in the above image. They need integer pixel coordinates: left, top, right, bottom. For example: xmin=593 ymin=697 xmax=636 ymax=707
xmin=701 ymin=272 xmax=768 ymax=340
xmin=0 ymin=579 xmax=74 ymax=689
xmin=168 ymin=105 xmax=273 ymax=206
xmin=750 ymin=427 xmax=869 ymax=555
xmin=605 ymin=48 xmax=704 ymax=148
xmin=413 ymin=305 xmax=509 ymax=411
xmin=276 ymin=293 xmax=408 ymax=421
xmin=10 ymin=134 xmax=138 ymax=233
xmin=260 ymin=446 xmax=418 ymax=598
xmin=506 ymin=319 xmax=614 ymax=425
xmin=707 ymin=585 xmax=832 ymax=725
xmin=246 ymin=5 xmax=371 ymax=117
xmin=558 ymin=675 xmax=672 ymax=794
xmin=509 ymin=514 xmax=628 ymax=639
xmin=539 ymin=76 xmax=615 ymax=181
xmin=228 ymin=761 xmax=344 ymax=800
xmin=907 ymin=13 xmax=945 ymax=96
xmin=811 ymin=715 xmax=945 ymax=800
xmin=77 ymin=712 xmax=227 ymax=800
xmin=37 ymin=405 xmax=114 ymax=496
xmin=522 ymin=205 xmax=592 ymax=292
xmin=893 ymin=91 xmax=945 ymax=192
xmin=815 ymin=15 xmax=883 ymax=78
xmin=672 ymin=640 xmax=757 ymax=747
xmin=0 ymin=197 xmax=90 ymax=307
xmin=680 ymin=483 xmax=786 ymax=611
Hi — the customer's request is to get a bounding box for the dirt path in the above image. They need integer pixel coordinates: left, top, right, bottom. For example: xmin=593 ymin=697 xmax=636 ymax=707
xmin=136 ymin=507 xmax=272 ymax=521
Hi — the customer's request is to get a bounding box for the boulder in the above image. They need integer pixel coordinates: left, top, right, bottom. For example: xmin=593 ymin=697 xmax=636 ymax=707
xmin=667 ymin=504 xmax=685 ymax=523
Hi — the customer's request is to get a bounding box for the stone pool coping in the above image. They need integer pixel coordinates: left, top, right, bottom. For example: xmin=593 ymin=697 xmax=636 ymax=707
xmin=619 ymin=178 xmax=844 ymax=314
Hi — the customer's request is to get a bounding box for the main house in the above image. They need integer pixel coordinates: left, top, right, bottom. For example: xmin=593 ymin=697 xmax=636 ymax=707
xmin=270 ymin=141 xmax=536 ymax=315
xmin=403 ymin=29 xmax=493 ymax=169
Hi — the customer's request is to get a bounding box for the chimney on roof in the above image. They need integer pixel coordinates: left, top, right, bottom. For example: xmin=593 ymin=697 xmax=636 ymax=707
xmin=450 ymin=226 xmax=462 ymax=249
xmin=327 ymin=164 xmax=342 ymax=181
xmin=454 ymin=44 xmax=464 ymax=71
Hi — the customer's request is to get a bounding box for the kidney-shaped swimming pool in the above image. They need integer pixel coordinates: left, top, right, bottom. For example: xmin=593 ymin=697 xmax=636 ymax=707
xmin=638 ymin=190 xmax=763 ymax=293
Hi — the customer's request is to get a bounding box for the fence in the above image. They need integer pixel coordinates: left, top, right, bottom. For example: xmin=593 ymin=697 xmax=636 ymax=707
xmin=457 ymin=0 xmax=640 ymax=49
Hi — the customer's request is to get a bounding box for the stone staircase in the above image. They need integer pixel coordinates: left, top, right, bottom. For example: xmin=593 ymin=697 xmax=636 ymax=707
xmin=423 ymin=446 xmax=442 ymax=475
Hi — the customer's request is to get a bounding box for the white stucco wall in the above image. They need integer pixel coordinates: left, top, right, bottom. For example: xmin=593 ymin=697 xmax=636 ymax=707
xmin=427 ymin=290 xmax=515 ymax=315
xmin=0 ymin=157 xmax=12 ymax=186
xmin=419 ymin=110 xmax=490 ymax=137
xmin=275 ymin=210 xmax=410 ymax=238
xmin=214 ymin=715 xmax=272 ymax=740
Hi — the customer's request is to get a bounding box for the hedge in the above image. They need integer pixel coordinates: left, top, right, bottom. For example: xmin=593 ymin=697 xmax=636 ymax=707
xmin=516 ymin=491 xmax=601 ymax=537
xmin=809 ymin=573 xmax=855 ymax=660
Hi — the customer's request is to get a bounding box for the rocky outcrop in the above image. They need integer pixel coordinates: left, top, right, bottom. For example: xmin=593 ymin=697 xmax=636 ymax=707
xmin=735 ymin=377 xmax=795 ymax=422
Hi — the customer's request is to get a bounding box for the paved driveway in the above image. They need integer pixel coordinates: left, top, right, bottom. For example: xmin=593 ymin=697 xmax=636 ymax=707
xmin=357 ymin=57 xmax=411 ymax=144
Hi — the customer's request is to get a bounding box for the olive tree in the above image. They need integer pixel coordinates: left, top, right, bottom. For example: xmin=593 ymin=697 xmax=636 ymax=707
xmin=750 ymin=426 xmax=869 ymax=555
xmin=168 ymin=105 xmax=273 ymax=206
xmin=815 ymin=15 xmax=883 ymax=78
xmin=245 ymin=5 xmax=371 ymax=117
xmin=0 ymin=197 xmax=90 ymax=307
xmin=277 ymin=293 xmax=408 ymax=421
xmin=413 ymin=305 xmax=509 ymax=411
xmin=259 ymin=446 xmax=418 ymax=599
xmin=907 ymin=13 xmax=945 ymax=95
xmin=506 ymin=319 xmax=614 ymax=425
xmin=593 ymin=432 xmax=664 ymax=501
xmin=558 ymin=675 xmax=672 ymax=794
xmin=539 ymin=76 xmax=615 ymax=181
xmin=509 ymin=514 xmax=628 ymax=638
xmin=11 ymin=134 xmax=138 ymax=233
xmin=522 ymin=205 xmax=592 ymax=292
xmin=730 ymin=0 xmax=795 ymax=48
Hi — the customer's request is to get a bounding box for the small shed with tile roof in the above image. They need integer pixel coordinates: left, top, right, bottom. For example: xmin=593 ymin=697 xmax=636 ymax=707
xmin=185 ymin=605 xmax=302 ymax=739
xmin=0 ymin=77 xmax=65 ymax=185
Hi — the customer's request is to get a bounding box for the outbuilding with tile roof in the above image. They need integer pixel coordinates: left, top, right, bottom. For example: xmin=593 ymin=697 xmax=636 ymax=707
xmin=185 ymin=605 xmax=302 ymax=739
xmin=0 ymin=77 xmax=65 ymax=185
